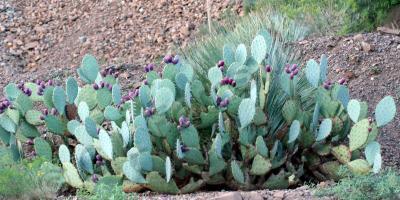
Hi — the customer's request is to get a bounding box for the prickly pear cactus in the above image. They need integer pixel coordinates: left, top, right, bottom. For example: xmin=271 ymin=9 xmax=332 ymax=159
xmin=0 ymin=32 xmax=396 ymax=194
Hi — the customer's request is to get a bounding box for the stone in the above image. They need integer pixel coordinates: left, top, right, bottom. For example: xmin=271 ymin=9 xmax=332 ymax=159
xmin=212 ymin=192 xmax=243 ymax=200
xmin=353 ymin=33 xmax=363 ymax=41
xmin=25 ymin=41 xmax=39 ymax=50
xmin=242 ymin=191 xmax=263 ymax=200
xmin=361 ymin=41 xmax=372 ymax=52
xmin=273 ymin=191 xmax=285 ymax=199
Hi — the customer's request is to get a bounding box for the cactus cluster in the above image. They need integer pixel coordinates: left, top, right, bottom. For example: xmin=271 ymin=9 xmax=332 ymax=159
xmin=0 ymin=32 xmax=397 ymax=194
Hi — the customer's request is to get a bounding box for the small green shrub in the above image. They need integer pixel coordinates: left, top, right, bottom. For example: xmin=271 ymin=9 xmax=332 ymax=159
xmin=315 ymin=168 xmax=400 ymax=200
xmin=0 ymin=149 xmax=63 ymax=199
xmin=77 ymin=184 xmax=140 ymax=200
xmin=246 ymin=0 xmax=400 ymax=34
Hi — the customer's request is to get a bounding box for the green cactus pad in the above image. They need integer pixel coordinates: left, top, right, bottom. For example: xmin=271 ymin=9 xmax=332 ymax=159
xmin=180 ymin=178 xmax=205 ymax=194
xmin=162 ymin=64 xmax=178 ymax=81
xmin=66 ymin=77 xmax=79 ymax=104
xmin=152 ymin=156 xmax=166 ymax=176
xmin=146 ymin=171 xmax=180 ymax=194
xmin=73 ymin=125 xmax=93 ymax=146
xmin=84 ymin=117 xmax=98 ymax=138
xmin=319 ymin=161 xmax=341 ymax=181
xmin=282 ymin=100 xmax=299 ymax=123
xmin=6 ymin=108 xmax=19 ymax=125
xmin=208 ymin=66 xmax=223 ymax=86
xmin=165 ymin=156 xmax=172 ymax=182
xmin=75 ymin=144 xmax=94 ymax=174
xmin=138 ymin=151 xmax=153 ymax=171
xmin=0 ymin=114 xmax=16 ymax=133
xmin=15 ymin=93 xmax=33 ymax=115
xmin=255 ymin=136 xmax=269 ymax=157
xmin=231 ymin=160 xmax=245 ymax=184
xmin=305 ymin=59 xmax=320 ymax=87
xmin=349 ymin=119 xmax=370 ymax=151
xmin=25 ymin=110 xmax=44 ymax=126
xmin=175 ymin=72 xmax=189 ymax=90
xmin=181 ymin=125 xmax=200 ymax=149
xmin=43 ymin=86 xmax=55 ymax=108
xmin=184 ymin=148 xmax=205 ymax=165
xmin=0 ymin=126 xmax=10 ymax=145
xmin=111 ymin=157 xmax=127 ymax=175
xmin=104 ymin=106 xmax=122 ymax=121
xmin=17 ymin=120 xmax=40 ymax=138
xmin=96 ymin=88 xmax=112 ymax=109
xmin=235 ymin=44 xmax=247 ymax=65
xmin=184 ymin=83 xmax=191 ymax=108
xmin=375 ymin=96 xmax=396 ymax=127
xmin=53 ymin=86 xmax=66 ymax=115
xmin=238 ymin=98 xmax=256 ymax=128
xmin=251 ymin=35 xmax=267 ymax=64
xmin=262 ymin=172 xmax=289 ymax=190
xmin=4 ymin=83 xmax=21 ymax=101
xmin=223 ymin=43 xmax=235 ymax=66
xmin=331 ymin=145 xmax=351 ymax=164
xmin=120 ymin=121 xmax=130 ymax=147
xmin=155 ymin=89 xmax=174 ymax=114
xmin=250 ymin=154 xmax=272 ymax=175
xmin=316 ymin=118 xmax=332 ymax=141
xmin=45 ymin=115 xmax=67 ymax=135
xmin=148 ymin=114 xmax=171 ymax=138
xmin=98 ymin=129 xmax=113 ymax=160
xmin=78 ymin=54 xmax=99 ymax=83
xmin=123 ymin=161 xmax=146 ymax=184
xmin=347 ymin=159 xmax=371 ymax=175
xmin=77 ymin=85 xmax=97 ymax=109
xmin=90 ymin=108 xmax=105 ymax=124
xmin=347 ymin=99 xmax=361 ymax=123
xmin=209 ymin=152 xmax=226 ymax=176
xmin=34 ymin=137 xmax=52 ymax=160
xmin=288 ymin=120 xmax=301 ymax=143
xmin=365 ymin=141 xmax=380 ymax=165
xmin=62 ymin=162 xmax=84 ymax=188
xmin=58 ymin=144 xmax=70 ymax=163
xmin=253 ymin=107 xmax=267 ymax=125
xmin=134 ymin=127 xmax=152 ymax=153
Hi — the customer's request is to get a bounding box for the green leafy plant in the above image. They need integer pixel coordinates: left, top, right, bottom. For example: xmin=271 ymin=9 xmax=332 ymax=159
xmin=0 ymin=31 xmax=397 ymax=194
xmin=315 ymin=168 xmax=400 ymax=200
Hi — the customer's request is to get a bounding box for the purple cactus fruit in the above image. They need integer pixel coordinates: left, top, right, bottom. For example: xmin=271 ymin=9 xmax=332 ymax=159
xmin=323 ymin=83 xmax=330 ymax=90
xmin=181 ymin=144 xmax=189 ymax=153
xmin=101 ymin=69 xmax=107 ymax=77
xmin=93 ymin=83 xmax=99 ymax=90
xmin=95 ymin=160 xmax=102 ymax=166
xmin=100 ymin=81 xmax=105 ymax=88
xmin=293 ymin=68 xmax=299 ymax=76
xmin=368 ymin=127 xmax=372 ymax=132
xmin=291 ymin=64 xmax=298 ymax=72
xmin=231 ymin=80 xmax=236 ymax=87
xmin=25 ymin=88 xmax=32 ymax=96
xmin=0 ymin=103 xmax=4 ymax=110
xmin=39 ymin=81 xmax=46 ymax=89
xmin=219 ymin=66 xmax=224 ymax=71
xmin=368 ymin=117 xmax=373 ymax=124
xmin=151 ymin=107 xmax=156 ymax=114
xmin=220 ymin=98 xmax=230 ymax=107
xmin=144 ymin=109 xmax=152 ymax=117
xmin=184 ymin=120 xmax=190 ymax=128
xmin=227 ymin=78 xmax=233 ymax=85
xmin=163 ymin=55 xmax=173 ymax=63
xmin=32 ymin=151 xmax=37 ymax=156
xmin=290 ymin=74 xmax=294 ymax=80
xmin=40 ymin=115 xmax=45 ymax=120
xmin=0 ymin=109 xmax=4 ymax=114
xmin=143 ymin=79 xmax=148 ymax=85
xmin=177 ymin=125 xmax=182 ymax=130
xmin=114 ymin=72 xmax=119 ymax=78
xmin=338 ymin=78 xmax=346 ymax=85
xmin=42 ymin=108 xmax=48 ymax=116
xmin=144 ymin=66 xmax=150 ymax=73
xmin=96 ymin=154 xmax=102 ymax=161
xmin=179 ymin=116 xmax=186 ymax=125
xmin=35 ymin=80 xmax=41 ymax=85
xmin=51 ymin=108 xmax=57 ymax=115
xmin=216 ymin=96 xmax=222 ymax=106
xmin=47 ymin=80 xmax=54 ymax=86
xmin=217 ymin=60 xmax=225 ymax=67
xmin=17 ymin=81 xmax=25 ymax=89
xmin=107 ymin=84 xmax=113 ymax=91
xmin=172 ymin=55 xmax=179 ymax=65
xmin=91 ymin=174 xmax=99 ymax=183
xmin=265 ymin=65 xmax=272 ymax=73
xmin=26 ymin=138 xmax=34 ymax=145
xmin=285 ymin=66 xmax=291 ymax=74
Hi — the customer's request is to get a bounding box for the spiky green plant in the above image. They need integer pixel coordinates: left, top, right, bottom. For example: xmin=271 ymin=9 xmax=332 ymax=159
xmin=0 ymin=32 xmax=397 ymax=194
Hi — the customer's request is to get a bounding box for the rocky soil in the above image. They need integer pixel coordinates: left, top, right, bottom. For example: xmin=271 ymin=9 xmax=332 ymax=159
xmin=1 ymin=0 xmax=400 ymax=199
